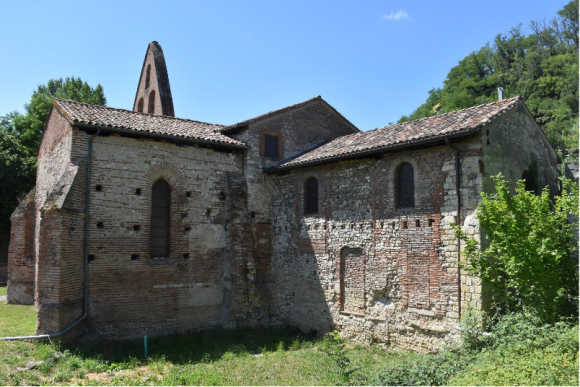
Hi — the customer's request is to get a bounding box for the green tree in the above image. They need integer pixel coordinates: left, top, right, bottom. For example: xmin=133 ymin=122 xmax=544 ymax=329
xmin=3 ymin=77 xmax=106 ymax=153
xmin=0 ymin=132 xmax=36 ymax=231
xmin=456 ymin=175 xmax=579 ymax=323
xmin=400 ymin=0 xmax=579 ymax=157
xmin=0 ymin=77 xmax=106 ymax=250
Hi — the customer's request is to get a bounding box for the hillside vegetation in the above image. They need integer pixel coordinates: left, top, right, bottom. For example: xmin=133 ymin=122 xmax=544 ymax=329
xmin=399 ymin=0 xmax=579 ymax=159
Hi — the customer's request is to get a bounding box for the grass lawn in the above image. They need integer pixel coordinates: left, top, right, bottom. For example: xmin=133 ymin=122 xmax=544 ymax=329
xmin=0 ymin=301 xmax=406 ymax=386
xmin=0 ymin=286 xmax=37 ymax=338
xmin=0 ymin=297 xmax=577 ymax=386
xmin=0 ymin=327 xmax=405 ymax=386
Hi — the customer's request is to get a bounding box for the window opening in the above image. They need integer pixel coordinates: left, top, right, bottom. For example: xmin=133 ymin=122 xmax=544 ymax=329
xmin=396 ymin=162 xmax=414 ymax=208
xmin=522 ymin=170 xmax=534 ymax=192
xmin=264 ymin=135 xmax=279 ymax=158
xmin=148 ymin=90 xmax=156 ymax=114
xmin=304 ymin=177 xmax=319 ymax=214
xmin=145 ymin=64 xmax=151 ymax=89
xmin=150 ymin=179 xmax=170 ymax=258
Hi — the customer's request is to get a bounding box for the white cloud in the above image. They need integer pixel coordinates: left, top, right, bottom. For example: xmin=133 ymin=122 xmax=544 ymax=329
xmin=382 ymin=10 xmax=410 ymax=22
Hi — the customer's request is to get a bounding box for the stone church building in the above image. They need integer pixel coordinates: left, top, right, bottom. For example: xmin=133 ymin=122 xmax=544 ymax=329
xmin=6 ymin=42 xmax=558 ymax=350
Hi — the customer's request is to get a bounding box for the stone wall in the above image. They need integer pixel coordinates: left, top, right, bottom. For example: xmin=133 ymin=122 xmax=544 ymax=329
xmin=230 ymin=100 xmax=359 ymax=323
xmin=65 ymin=129 xmax=253 ymax=338
xmin=11 ymin=96 xmax=559 ymax=349
xmin=481 ymin=106 xmax=559 ymax=195
xmin=269 ymin=137 xmax=486 ymax=351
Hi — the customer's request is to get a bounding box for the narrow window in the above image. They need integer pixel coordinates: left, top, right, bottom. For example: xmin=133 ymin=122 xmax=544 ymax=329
xmin=264 ymin=135 xmax=279 ymax=158
xmin=151 ymin=179 xmax=171 ymax=258
xmin=396 ymin=162 xmax=415 ymax=208
xmin=145 ymin=64 xmax=151 ymax=89
xmin=522 ymin=170 xmax=534 ymax=192
xmin=148 ymin=90 xmax=156 ymax=114
xmin=304 ymin=177 xmax=319 ymax=215
xmin=478 ymin=159 xmax=485 ymax=174
xmin=137 ymin=98 xmax=144 ymax=113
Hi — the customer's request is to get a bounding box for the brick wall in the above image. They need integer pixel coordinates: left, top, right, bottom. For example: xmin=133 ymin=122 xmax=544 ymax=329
xmin=132 ymin=43 xmax=174 ymax=116
xmin=0 ymin=230 xmax=9 ymax=283
xmin=67 ymin=130 xmax=253 ymax=338
xmin=6 ymin=189 xmax=36 ymax=303
xmin=33 ymin=108 xmax=84 ymax=333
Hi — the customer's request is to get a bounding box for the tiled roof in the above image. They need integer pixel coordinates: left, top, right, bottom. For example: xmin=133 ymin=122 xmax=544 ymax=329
xmin=222 ymin=96 xmax=359 ymax=133
xmin=53 ymin=99 xmax=246 ymax=148
xmin=269 ymin=96 xmax=522 ymax=171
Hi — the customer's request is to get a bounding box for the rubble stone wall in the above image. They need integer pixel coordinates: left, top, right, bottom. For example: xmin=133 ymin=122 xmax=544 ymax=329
xmin=481 ymin=107 xmax=559 ymax=195
xmin=270 ymin=138 xmax=485 ymax=351
xmin=230 ymin=100 xmax=359 ymax=323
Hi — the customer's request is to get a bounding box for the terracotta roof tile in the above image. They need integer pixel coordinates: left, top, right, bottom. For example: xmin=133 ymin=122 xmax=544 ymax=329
xmin=270 ymin=97 xmax=521 ymax=171
xmin=53 ymin=99 xmax=246 ymax=148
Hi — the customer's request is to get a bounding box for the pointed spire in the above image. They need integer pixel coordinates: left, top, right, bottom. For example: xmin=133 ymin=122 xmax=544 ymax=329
xmin=133 ymin=41 xmax=175 ymax=116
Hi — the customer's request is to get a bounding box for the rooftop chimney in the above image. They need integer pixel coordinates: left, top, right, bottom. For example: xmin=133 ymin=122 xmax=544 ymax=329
xmin=498 ymin=87 xmax=505 ymax=101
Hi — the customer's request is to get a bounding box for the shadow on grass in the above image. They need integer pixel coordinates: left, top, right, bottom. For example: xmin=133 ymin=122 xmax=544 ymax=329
xmin=67 ymin=327 xmax=319 ymax=366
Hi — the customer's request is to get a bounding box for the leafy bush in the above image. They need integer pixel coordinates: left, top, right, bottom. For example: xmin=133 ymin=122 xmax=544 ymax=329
xmin=322 ymin=333 xmax=359 ymax=385
xmin=456 ymin=175 xmax=579 ymax=322
xmin=368 ymin=349 xmax=474 ymax=386
xmin=369 ymin=311 xmax=578 ymax=386
xmin=450 ymin=311 xmax=579 ymax=386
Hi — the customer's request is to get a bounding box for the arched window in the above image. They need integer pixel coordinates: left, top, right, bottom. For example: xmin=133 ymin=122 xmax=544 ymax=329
xmin=396 ymin=162 xmax=414 ymax=208
xmin=304 ymin=177 xmax=319 ymax=214
xmin=151 ymin=179 xmax=170 ymax=258
xmin=137 ymin=98 xmax=144 ymax=113
xmin=145 ymin=64 xmax=151 ymax=89
xmin=148 ymin=90 xmax=155 ymax=114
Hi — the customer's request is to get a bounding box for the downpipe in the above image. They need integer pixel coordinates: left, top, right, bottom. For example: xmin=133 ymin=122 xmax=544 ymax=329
xmin=1 ymin=128 xmax=101 ymax=341
xmin=446 ymin=139 xmax=462 ymax=319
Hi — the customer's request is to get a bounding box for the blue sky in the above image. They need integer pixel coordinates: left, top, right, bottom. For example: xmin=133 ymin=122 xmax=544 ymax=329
xmin=0 ymin=0 xmax=570 ymax=131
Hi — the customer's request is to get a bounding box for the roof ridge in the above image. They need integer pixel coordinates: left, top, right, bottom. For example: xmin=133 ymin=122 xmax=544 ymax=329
xmin=53 ymin=99 xmax=225 ymax=127
xmin=268 ymin=96 xmax=523 ymax=172
xmin=221 ymin=95 xmax=323 ymax=132
xmin=363 ymin=96 xmax=521 ymax=135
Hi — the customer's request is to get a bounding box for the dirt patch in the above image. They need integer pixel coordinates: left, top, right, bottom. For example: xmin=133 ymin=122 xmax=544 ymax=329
xmin=74 ymin=365 xmax=168 ymax=384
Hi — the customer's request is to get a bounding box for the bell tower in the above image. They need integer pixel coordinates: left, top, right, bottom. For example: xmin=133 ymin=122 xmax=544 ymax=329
xmin=133 ymin=41 xmax=175 ymax=116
